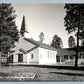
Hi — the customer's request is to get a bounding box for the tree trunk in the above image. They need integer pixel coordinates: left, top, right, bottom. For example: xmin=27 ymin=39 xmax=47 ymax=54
xmin=0 ymin=52 xmax=1 ymax=66
xmin=75 ymin=27 xmax=79 ymax=69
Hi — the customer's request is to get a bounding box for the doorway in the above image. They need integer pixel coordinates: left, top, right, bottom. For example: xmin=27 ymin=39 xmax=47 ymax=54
xmin=18 ymin=54 xmax=23 ymax=62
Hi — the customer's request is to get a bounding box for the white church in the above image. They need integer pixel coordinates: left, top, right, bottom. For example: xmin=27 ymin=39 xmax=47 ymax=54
xmin=12 ymin=16 xmax=57 ymax=65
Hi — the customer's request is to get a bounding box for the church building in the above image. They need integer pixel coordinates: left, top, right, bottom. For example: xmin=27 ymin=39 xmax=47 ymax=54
xmin=12 ymin=16 xmax=57 ymax=65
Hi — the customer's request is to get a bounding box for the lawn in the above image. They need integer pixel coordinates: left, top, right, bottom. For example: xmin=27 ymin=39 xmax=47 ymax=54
xmin=0 ymin=65 xmax=84 ymax=81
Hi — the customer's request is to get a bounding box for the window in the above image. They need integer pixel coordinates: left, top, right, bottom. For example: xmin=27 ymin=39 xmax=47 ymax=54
xmin=56 ymin=56 xmax=60 ymax=62
xmin=50 ymin=51 xmax=52 ymax=58
xmin=40 ymin=54 xmax=42 ymax=59
xmin=53 ymin=52 xmax=55 ymax=58
xmin=82 ymin=54 xmax=84 ymax=58
xmin=70 ymin=55 xmax=74 ymax=60
xmin=82 ymin=55 xmax=84 ymax=58
xmin=47 ymin=51 xmax=49 ymax=58
xmin=9 ymin=55 xmax=13 ymax=63
xmin=31 ymin=54 xmax=34 ymax=59
xmin=79 ymin=54 xmax=81 ymax=58
xmin=18 ymin=54 xmax=23 ymax=62
xmin=64 ymin=55 xmax=68 ymax=59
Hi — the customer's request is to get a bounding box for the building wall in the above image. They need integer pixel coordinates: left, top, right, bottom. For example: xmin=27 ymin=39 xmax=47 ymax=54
xmin=26 ymin=53 xmax=31 ymax=64
xmin=13 ymin=37 xmax=57 ymax=65
xmin=38 ymin=47 xmax=57 ymax=65
xmin=14 ymin=37 xmax=36 ymax=54
xmin=28 ymin=48 xmax=39 ymax=64
xmin=13 ymin=51 xmax=27 ymax=63
xmin=13 ymin=53 xmax=18 ymax=63
xmin=56 ymin=53 xmax=84 ymax=64
xmin=13 ymin=47 xmax=57 ymax=65
xmin=13 ymin=37 xmax=38 ymax=64
xmin=23 ymin=54 xmax=27 ymax=63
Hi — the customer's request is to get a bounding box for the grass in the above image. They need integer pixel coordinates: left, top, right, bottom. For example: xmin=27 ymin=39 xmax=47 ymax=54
xmin=0 ymin=65 xmax=84 ymax=81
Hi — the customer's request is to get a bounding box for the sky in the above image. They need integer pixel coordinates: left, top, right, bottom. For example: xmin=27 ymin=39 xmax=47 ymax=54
xmin=12 ymin=4 xmax=75 ymax=48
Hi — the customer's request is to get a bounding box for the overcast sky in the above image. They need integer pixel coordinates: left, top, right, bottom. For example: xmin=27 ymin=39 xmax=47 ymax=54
xmin=13 ymin=4 xmax=75 ymax=48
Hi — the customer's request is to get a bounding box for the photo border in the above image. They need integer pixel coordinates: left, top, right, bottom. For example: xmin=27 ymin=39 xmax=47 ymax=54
xmin=0 ymin=0 xmax=84 ymax=84
xmin=0 ymin=0 xmax=84 ymax=3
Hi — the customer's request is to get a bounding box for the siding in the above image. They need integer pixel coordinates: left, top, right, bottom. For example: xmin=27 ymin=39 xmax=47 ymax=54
xmin=29 ymin=48 xmax=39 ymax=64
xmin=39 ymin=47 xmax=57 ymax=64
xmin=13 ymin=51 xmax=27 ymax=63
xmin=13 ymin=37 xmax=36 ymax=64
xmin=14 ymin=37 xmax=35 ymax=54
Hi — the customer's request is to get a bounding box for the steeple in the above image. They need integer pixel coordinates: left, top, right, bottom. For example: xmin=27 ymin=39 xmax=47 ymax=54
xmin=20 ymin=16 xmax=29 ymax=38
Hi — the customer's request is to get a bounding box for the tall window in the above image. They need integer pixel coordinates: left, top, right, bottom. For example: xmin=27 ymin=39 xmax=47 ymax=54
xmin=53 ymin=52 xmax=55 ymax=58
xmin=31 ymin=54 xmax=34 ymax=59
xmin=9 ymin=55 xmax=13 ymax=63
xmin=40 ymin=54 xmax=42 ymax=59
xmin=18 ymin=54 xmax=23 ymax=62
xmin=70 ymin=55 xmax=74 ymax=60
xmin=56 ymin=56 xmax=60 ymax=62
xmin=47 ymin=51 xmax=49 ymax=58
xmin=50 ymin=51 xmax=52 ymax=58
xmin=79 ymin=54 xmax=81 ymax=58
xmin=64 ymin=55 xmax=68 ymax=59
xmin=82 ymin=53 xmax=84 ymax=58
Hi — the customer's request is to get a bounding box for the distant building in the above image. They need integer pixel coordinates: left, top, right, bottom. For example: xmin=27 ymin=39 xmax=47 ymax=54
xmin=56 ymin=47 xmax=84 ymax=64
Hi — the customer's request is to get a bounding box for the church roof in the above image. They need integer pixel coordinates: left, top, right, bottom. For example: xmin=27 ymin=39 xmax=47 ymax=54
xmin=20 ymin=16 xmax=28 ymax=36
xmin=24 ymin=38 xmax=57 ymax=51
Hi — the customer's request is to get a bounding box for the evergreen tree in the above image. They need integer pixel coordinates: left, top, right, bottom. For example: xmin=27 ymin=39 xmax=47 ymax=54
xmin=81 ymin=39 xmax=84 ymax=46
xmin=38 ymin=32 xmax=44 ymax=42
xmin=0 ymin=4 xmax=19 ymax=56
xmin=68 ymin=36 xmax=75 ymax=48
xmin=51 ymin=35 xmax=63 ymax=49
xmin=64 ymin=4 xmax=84 ymax=68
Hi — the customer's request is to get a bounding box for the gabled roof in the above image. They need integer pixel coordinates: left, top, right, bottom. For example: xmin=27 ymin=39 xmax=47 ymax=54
xmin=24 ymin=38 xmax=57 ymax=51
xmin=57 ymin=46 xmax=84 ymax=56
xmin=57 ymin=48 xmax=76 ymax=56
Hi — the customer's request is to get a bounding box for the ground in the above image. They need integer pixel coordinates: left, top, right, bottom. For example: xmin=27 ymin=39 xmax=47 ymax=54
xmin=0 ymin=64 xmax=84 ymax=81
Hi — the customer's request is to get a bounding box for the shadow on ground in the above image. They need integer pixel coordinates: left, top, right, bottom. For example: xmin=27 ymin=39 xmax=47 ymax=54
xmin=39 ymin=65 xmax=84 ymax=71
xmin=10 ymin=64 xmax=84 ymax=71
xmin=49 ymin=72 xmax=84 ymax=76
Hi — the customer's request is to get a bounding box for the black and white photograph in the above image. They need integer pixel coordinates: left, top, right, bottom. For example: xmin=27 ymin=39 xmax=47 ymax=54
xmin=0 ymin=3 xmax=84 ymax=81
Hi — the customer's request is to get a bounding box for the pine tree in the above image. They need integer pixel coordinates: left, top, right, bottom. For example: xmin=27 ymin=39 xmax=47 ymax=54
xmin=51 ymin=35 xmax=63 ymax=49
xmin=38 ymin=32 xmax=44 ymax=42
xmin=68 ymin=36 xmax=75 ymax=48
xmin=0 ymin=4 xmax=19 ymax=63
xmin=81 ymin=39 xmax=84 ymax=46
xmin=64 ymin=4 xmax=84 ymax=68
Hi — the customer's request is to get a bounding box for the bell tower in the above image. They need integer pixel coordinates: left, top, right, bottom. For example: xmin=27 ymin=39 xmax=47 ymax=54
xmin=20 ymin=16 xmax=29 ymax=38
